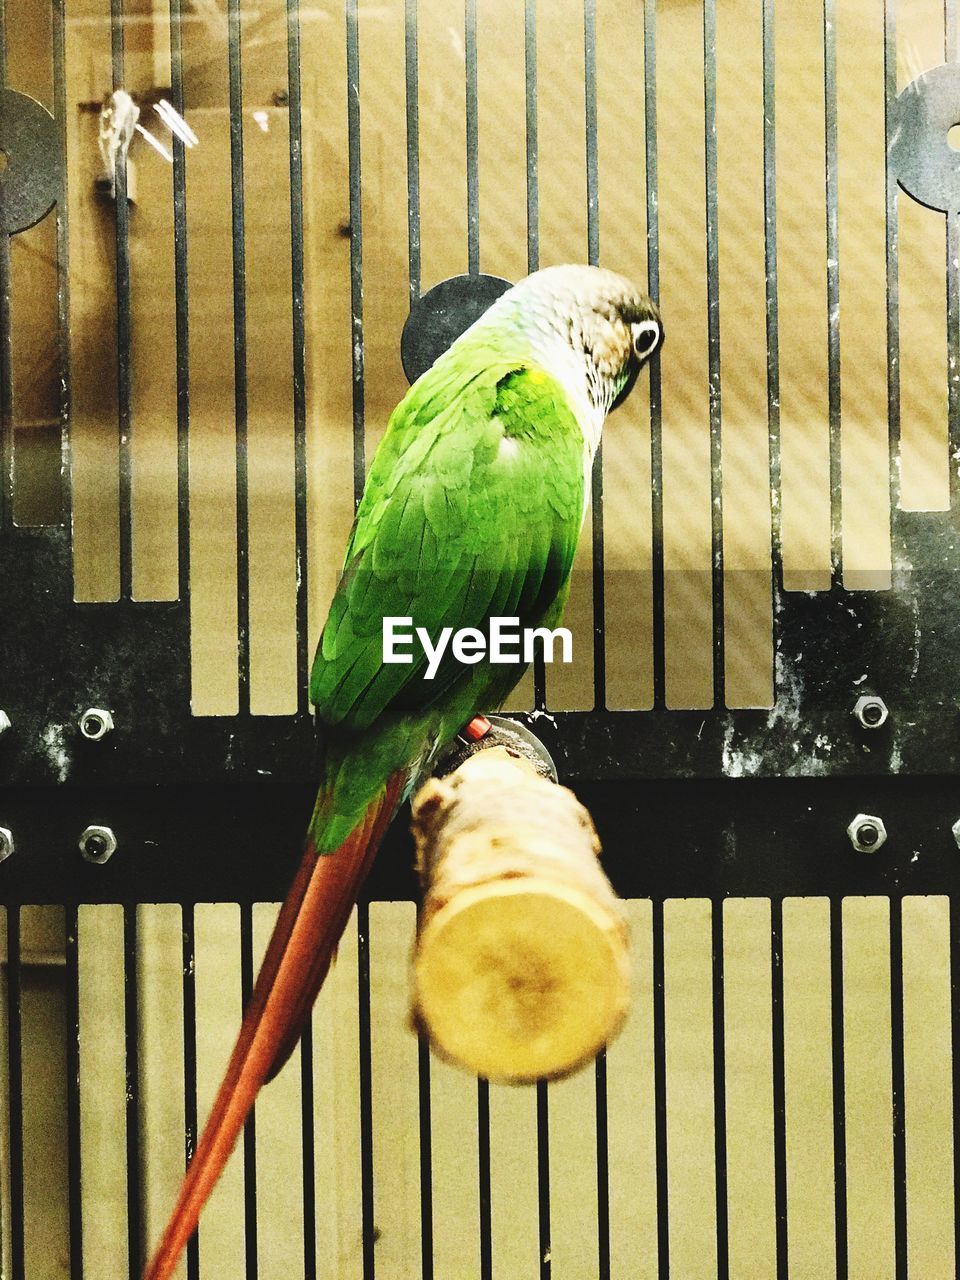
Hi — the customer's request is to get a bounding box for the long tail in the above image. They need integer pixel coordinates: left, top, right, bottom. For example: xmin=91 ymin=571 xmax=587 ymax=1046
xmin=141 ymin=769 xmax=405 ymax=1280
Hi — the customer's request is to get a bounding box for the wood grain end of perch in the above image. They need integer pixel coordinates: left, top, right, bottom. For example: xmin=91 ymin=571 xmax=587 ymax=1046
xmin=410 ymin=745 xmax=630 ymax=1083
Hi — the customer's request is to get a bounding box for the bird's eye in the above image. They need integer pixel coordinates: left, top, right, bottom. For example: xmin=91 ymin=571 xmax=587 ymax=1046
xmin=631 ymin=319 xmax=661 ymax=359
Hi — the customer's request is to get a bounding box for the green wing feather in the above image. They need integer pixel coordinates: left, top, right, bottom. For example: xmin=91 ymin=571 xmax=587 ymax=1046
xmin=311 ymin=360 xmax=585 ymax=732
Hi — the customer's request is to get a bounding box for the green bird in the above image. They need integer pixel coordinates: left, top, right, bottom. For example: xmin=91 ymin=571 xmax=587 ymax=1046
xmin=143 ymin=263 xmax=662 ymax=1280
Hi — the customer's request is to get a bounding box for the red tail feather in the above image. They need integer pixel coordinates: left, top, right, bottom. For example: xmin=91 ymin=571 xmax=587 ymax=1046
xmin=141 ymin=771 xmax=404 ymax=1280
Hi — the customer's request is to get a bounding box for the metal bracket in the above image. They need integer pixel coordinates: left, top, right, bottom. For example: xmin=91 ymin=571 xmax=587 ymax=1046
xmin=400 ymin=273 xmax=512 ymax=384
xmin=0 ymin=88 xmax=59 ymax=234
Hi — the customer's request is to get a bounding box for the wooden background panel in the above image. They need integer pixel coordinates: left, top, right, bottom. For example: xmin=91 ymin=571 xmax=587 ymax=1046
xmin=782 ymin=897 xmax=837 ymax=1280
xmin=776 ymin=3 xmax=832 ymax=594
xmin=537 ymin=0 xmax=593 ymax=713
xmin=896 ymin=0 xmax=950 ymax=513
xmin=836 ymin=0 xmax=892 ymax=593
xmin=658 ymin=1 xmax=713 ymax=711
xmin=901 ymin=896 xmax=955 ymax=1280
xmin=65 ymin=0 xmax=121 ymax=602
xmin=595 ymin=0 xmax=653 ymax=713
xmin=841 ymin=896 xmax=895 ymax=1278
xmin=298 ymin=2 xmax=355 ymax=674
xmin=716 ymin=0 xmax=773 ymax=710
xmin=240 ymin=1 xmax=299 ymax=717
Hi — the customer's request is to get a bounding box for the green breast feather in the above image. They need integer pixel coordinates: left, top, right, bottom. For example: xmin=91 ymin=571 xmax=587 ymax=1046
xmin=310 ymin=359 xmax=586 ymax=733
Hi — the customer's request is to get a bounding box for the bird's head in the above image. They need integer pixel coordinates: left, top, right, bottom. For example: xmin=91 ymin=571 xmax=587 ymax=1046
xmin=476 ymin=264 xmax=663 ymax=427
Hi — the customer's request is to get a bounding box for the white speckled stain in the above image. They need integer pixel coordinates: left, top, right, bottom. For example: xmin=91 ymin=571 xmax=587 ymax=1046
xmin=42 ymin=723 xmax=70 ymax=782
xmin=721 ymin=649 xmax=834 ymax=778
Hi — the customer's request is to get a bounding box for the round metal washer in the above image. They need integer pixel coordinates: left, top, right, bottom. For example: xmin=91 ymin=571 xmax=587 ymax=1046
xmin=400 ymin=273 xmax=513 ymax=384
xmin=889 ymin=62 xmax=960 ymax=213
xmin=0 ymin=88 xmax=59 ymax=234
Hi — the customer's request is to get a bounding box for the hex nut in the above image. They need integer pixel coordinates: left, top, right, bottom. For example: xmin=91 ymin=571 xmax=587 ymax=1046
xmin=79 ymin=825 xmax=117 ymax=865
xmin=853 ymin=695 xmax=888 ymax=729
xmin=952 ymin=818 xmax=960 ymax=850
xmin=79 ymin=708 xmax=114 ymax=741
xmin=0 ymin=828 xmax=13 ymax=862
xmin=847 ymin=813 xmax=887 ymax=853
xmin=0 ymin=710 xmax=10 ymax=736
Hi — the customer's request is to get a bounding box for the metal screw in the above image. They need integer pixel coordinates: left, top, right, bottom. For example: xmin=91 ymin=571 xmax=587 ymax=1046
xmin=0 ymin=828 xmax=13 ymax=862
xmin=952 ymin=818 xmax=960 ymax=849
xmin=0 ymin=710 xmax=10 ymax=736
xmin=847 ymin=813 xmax=887 ymax=853
xmin=79 ymin=825 xmax=117 ymax=865
xmin=853 ymin=694 xmax=888 ymax=729
xmin=79 ymin=708 xmax=114 ymax=741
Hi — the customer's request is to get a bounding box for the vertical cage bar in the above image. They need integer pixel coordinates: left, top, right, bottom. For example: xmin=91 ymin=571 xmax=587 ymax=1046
xmin=65 ymin=905 xmax=84 ymax=1280
xmin=124 ymin=904 xmax=143 ymax=1276
xmin=0 ymin=0 xmax=12 ymax=532
xmin=0 ymin=234 xmax=11 ymax=527
xmin=465 ymin=0 xmax=479 ymax=276
xmin=884 ymin=0 xmax=901 ymax=519
xmin=286 ymin=0 xmax=309 ymax=710
xmin=181 ymin=903 xmax=200 ymax=1280
xmin=711 ymin=900 xmax=730 ymax=1279
xmin=830 ymin=897 xmax=848 ymax=1277
xmin=946 ymin=0 xmax=959 ymax=507
xmin=478 ymin=1079 xmax=492 ymax=1280
xmin=762 ymin=0 xmax=781 ymax=589
xmin=770 ymin=900 xmax=788 ymax=1278
xmin=357 ymin=903 xmax=375 ymax=1279
xmin=227 ymin=0 xmax=251 ymax=711
xmin=404 ymin=15 xmax=432 ymax=1276
xmin=523 ymin=0 xmax=546 ymax=710
xmin=643 ymin=0 xmax=665 ymax=710
xmin=536 ymin=1080 xmax=551 ymax=1280
xmin=406 ymin=0 xmax=421 ymax=305
xmin=110 ymin=0 xmax=134 ymax=599
xmin=300 ymin=1021 xmax=317 ymax=1280
xmin=952 ymin=891 xmax=960 ymax=1280
xmin=594 ymin=1051 xmax=610 ymax=1280
xmin=239 ymin=904 xmax=259 ymax=1279
xmin=52 ymin=0 xmax=71 ymax=530
xmin=169 ymin=0 xmax=191 ymax=604
xmin=584 ymin=0 xmax=607 ymax=712
xmin=823 ymin=0 xmax=842 ymax=577
xmin=703 ymin=0 xmax=724 ymax=708
xmin=652 ymin=897 xmax=669 ymax=1278
xmin=417 ymin=1035 xmax=434 ymax=1280
xmin=889 ymin=898 xmax=907 ymax=1280
xmin=6 ymin=905 xmax=23 ymax=1280
xmin=346 ymin=0 xmax=365 ymax=505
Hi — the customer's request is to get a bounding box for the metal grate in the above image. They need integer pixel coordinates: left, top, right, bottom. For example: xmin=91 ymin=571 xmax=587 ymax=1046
xmin=2 ymin=0 xmax=960 ymax=1277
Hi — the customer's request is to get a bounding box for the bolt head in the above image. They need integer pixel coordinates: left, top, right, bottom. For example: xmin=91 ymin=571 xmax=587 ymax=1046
xmin=847 ymin=813 xmax=887 ymax=853
xmin=853 ymin=695 xmax=889 ymax=729
xmin=79 ymin=825 xmax=117 ymax=864
xmin=0 ymin=711 xmax=10 ymax=736
xmin=79 ymin=708 xmax=114 ymax=741
xmin=0 ymin=827 xmax=13 ymax=862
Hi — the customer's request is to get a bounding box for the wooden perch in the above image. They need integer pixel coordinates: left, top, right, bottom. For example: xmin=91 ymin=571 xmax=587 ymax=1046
xmin=410 ymin=745 xmax=630 ymax=1083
